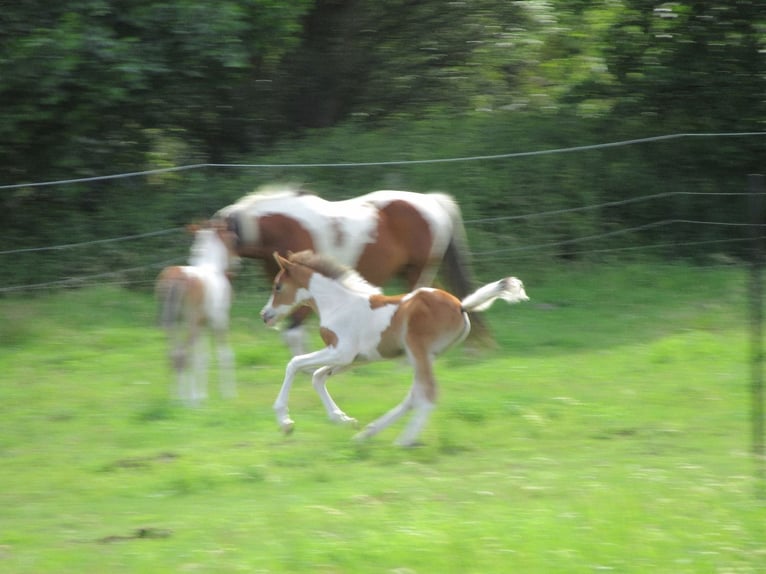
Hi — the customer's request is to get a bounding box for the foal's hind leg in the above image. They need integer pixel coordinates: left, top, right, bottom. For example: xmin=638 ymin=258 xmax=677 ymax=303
xmin=354 ymin=388 xmax=415 ymax=442
xmin=214 ymin=328 xmax=237 ymax=399
xmin=355 ymin=345 xmax=438 ymax=446
xmin=396 ymin=385 xmax=436 ymax=447
xmin=190 ymin=335 xmax=209 ymax=406
xmin=312 ymin=365 xmax=356 ymax=426
xmin=168 ymin=330 xmax=194 ymax=406
xmin=396 ymin=347 xmax=438 ymax=446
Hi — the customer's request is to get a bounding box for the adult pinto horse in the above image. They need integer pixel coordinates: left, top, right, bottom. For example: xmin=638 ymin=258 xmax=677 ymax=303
xmin=260 ymin=250 xmax=529 ymax=445
xmin=213 ymin=184 xmax=485 ymax=353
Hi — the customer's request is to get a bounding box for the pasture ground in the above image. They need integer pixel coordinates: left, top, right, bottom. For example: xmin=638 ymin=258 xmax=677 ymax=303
xmin=1 ymin=262 xmax=764 ymax=573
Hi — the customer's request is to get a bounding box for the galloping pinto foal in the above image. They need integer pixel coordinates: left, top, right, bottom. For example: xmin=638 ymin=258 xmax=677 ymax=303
xmin=260 ymin=250 xmax=529 ymax=446
xmin=156 ymin=224 xmax=239 ymax=406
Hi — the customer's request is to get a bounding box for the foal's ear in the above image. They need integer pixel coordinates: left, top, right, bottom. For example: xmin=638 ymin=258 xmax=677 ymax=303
xmin=273 ymin=251 xmax=291 ymax=272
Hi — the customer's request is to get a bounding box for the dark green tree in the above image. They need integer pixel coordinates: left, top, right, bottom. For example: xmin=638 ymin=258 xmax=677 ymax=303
xmin=0 ymin=0 xmax=311 ymax=184
xmin=578 ymin=0 xmax=764 ymax=133
xmin=274 ymin=0 xmax=535 ymax=127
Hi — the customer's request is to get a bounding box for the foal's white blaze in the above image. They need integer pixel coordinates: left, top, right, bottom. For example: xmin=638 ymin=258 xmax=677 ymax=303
xmin=262 ymin=286 xmax=311 ymax=327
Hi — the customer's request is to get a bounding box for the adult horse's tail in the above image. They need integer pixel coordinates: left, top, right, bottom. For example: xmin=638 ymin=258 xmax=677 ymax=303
xmin=431 ymin=194 xmax=492 ymax=341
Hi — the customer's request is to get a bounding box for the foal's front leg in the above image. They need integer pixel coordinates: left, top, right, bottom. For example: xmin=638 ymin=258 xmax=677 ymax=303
xmin=273 ymin=347 xmax=349 ymax=434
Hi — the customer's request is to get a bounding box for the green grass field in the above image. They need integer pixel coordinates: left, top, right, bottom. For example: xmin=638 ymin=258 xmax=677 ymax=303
xmin=1 ymin=263 xmax=764 ymax=573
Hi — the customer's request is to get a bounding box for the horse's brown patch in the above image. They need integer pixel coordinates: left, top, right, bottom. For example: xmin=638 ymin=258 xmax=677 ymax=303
xmin=356 ymin=200 xmax=433 ymax=288
xmin=402 ymin=291 xmax=465 ymax=403
xmin=369 ymin=294 xmax=406 ymax=309
xmin=238 ymin=213 xmax=315 ymax=263
xmin=156 ymin=267 xmax=206 ymax=326
xmin=320 ymin=326 xmax=338 ymax=348
xmin=157 ymin=266 xmax=185 ymax=284
xmin=377 ymin=289 xmax=466 ymax=366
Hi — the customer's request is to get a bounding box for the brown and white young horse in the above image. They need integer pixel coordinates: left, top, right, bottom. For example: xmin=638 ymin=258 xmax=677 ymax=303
xmin=156 ymin=224 xmax=239 ymax=406
xmin=260 ymin=250 xmax=528 ymax=446
xmin=213 ymin=184 xmax=483 ymax=353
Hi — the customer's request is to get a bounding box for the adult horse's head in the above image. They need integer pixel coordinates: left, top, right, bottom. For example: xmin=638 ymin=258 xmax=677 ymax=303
xmin=213 ymin=185 xmax=317 ymax=272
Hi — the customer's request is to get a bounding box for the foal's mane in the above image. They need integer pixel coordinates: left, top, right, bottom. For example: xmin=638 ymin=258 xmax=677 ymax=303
xmin=288 ymin=250 xmax=382 ymax=295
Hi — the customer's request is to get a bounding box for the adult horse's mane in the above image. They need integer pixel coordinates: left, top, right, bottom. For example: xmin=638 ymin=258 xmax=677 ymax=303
xmin=233 ymin=184 xmax=313 ymax=211
xmin=288 ymin=250 xmax=382 ymax=296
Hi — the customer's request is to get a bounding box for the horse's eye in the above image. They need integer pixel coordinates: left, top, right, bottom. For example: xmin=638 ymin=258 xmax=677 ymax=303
xmin=275 ymin=283 xmax=282 ymax=293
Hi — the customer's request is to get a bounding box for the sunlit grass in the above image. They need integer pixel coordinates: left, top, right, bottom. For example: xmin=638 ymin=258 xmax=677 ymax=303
xmin=0 ymin=263 xmax=764 ymax=573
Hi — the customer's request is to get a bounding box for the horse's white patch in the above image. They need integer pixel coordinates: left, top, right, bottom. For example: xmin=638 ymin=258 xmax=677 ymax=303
xmin=308 ymin=273 xmax=398 ymax=360
xmin=234 ymin=191 xmax=378 ymax=267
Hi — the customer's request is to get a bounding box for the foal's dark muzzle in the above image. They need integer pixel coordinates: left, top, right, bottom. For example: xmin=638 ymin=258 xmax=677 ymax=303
xmin=261 ymin=308 xmax=278 ymax=327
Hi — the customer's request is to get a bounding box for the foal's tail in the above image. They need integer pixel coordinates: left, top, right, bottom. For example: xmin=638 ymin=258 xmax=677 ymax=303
xmin=156 ymin=274 xmax=187 ymax=330
xmin=461 ymin=277 xmax=529 ymax=313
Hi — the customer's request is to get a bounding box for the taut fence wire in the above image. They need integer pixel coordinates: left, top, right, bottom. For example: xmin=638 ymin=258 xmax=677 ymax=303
xmin=1 ymin=131 xmax=764 ymax=191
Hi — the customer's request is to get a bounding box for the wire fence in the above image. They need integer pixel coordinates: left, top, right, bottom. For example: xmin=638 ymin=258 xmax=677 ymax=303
xmin=0 ymin=199 xmax=759 ymax=294
xmin=1 ymin=131 xmax=764 ymax=191
xmin=2 ymin=131 xmax=765 ymax=294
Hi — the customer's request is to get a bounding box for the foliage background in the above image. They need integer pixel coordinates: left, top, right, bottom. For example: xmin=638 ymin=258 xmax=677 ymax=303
xmin=1 ymin=1 xmax=763 ymax=287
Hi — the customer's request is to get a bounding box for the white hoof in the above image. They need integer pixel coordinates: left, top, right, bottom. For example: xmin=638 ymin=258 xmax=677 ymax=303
xmin=332 ymin=412 xmax=358 ymax=427
xmin=279 ymin=419 xmax=295 ymax=435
